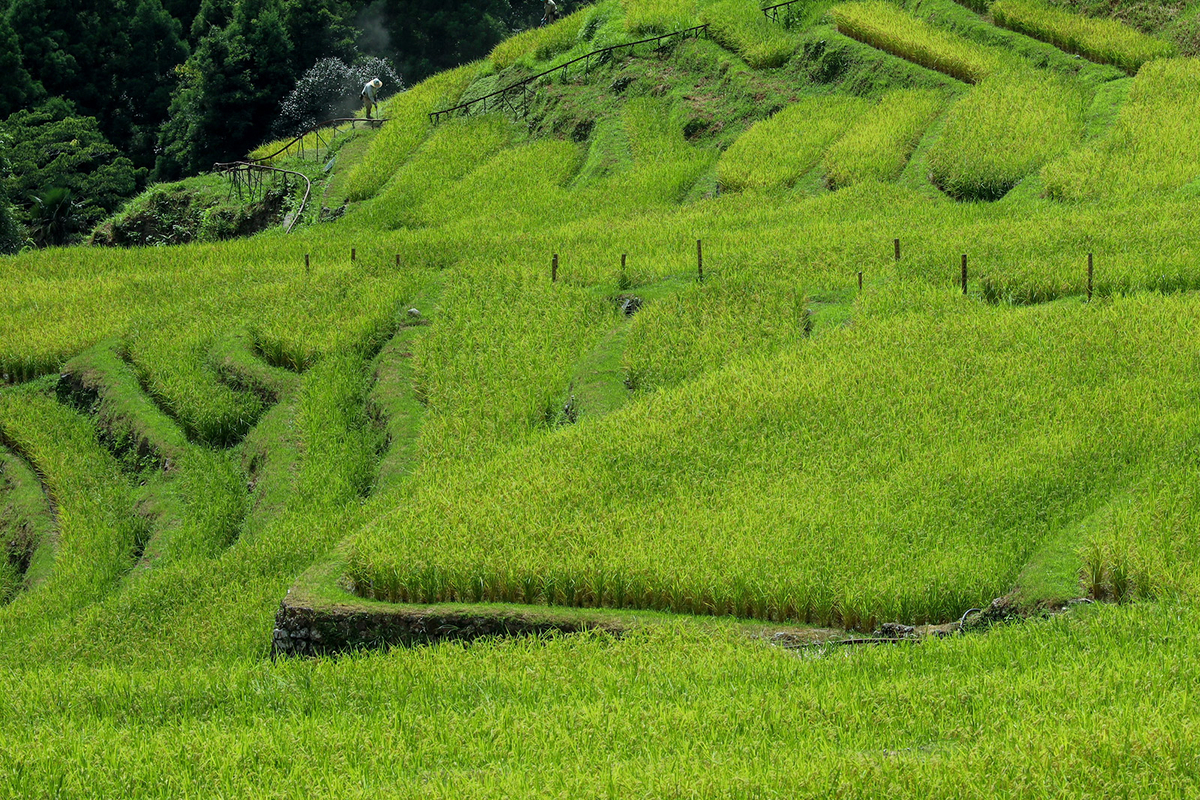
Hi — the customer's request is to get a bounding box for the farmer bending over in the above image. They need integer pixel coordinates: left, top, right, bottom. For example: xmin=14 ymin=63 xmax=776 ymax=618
xmin=361 ymin=78 xmax=383 ymax=119
xmin=543 ymin=0 xmax=558 ymax=24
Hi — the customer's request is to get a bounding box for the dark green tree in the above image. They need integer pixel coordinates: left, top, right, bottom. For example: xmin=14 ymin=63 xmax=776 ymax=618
xmin=1 ymin=98 xmax=142 ymax=239
xmin=6 ymin=0 xmax=186 ymax=170
xmin=157 ymin=0 xmax=356 ymax=176
xmin=0 ymin=10 xmax=39 ymax=118
xmin=355 ymin=0 xmax=546 ymax=83
xmin=0 ymin=131 xmax=24 ymax=254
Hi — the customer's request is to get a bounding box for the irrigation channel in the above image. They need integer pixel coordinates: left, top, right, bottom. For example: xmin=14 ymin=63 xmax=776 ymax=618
xmin=429 ymin=24 xmax=711 ymax=124
xmin=212 ymin=117 xmax=388 ymax=234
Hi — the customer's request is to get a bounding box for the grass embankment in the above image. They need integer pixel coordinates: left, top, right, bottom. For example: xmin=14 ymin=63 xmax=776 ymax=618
xmin=0 ymin=386 xmax=147 ymax=617
xmin=0 ymin=446 xmax=54 ymax=603
xmin=702 ymin=0 xmax=800 ymax=67
xmin=623 ymin=0 xmax=698 ymax=34
xmin=991 ymin=0 xmax=1175 ymax=73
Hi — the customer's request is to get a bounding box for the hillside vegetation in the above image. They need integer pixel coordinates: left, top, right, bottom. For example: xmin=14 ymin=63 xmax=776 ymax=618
xmin=3 ymin=0 xmax=1200 ymax=794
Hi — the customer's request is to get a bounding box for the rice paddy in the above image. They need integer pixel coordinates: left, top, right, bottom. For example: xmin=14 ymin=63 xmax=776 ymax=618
xmin=927 ymin=68 xmax=1087 ymax=199
xmin=717 ymin=95 xmax=870 ymax=191
xmin=990 ymin=0 xmax=1175 ymax=73
xmin=4 ymin=0 xmax=1200 ymax=792
xmin=830 ymin=0 xmax=1016 ymax=82
xmin=1041 ymin=57 xmax=1200 ymax=200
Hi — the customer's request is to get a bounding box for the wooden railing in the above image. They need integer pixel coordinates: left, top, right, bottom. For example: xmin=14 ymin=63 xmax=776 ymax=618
xmin=211 ymin=162 xmax=313 ymax=235
xmin=762 ymin=0 xmax=808 ymax=26
xmin=245 ymin=117 xmax=389 ymax=165
xmin=429 ymin=24 xmax=710 ymax=124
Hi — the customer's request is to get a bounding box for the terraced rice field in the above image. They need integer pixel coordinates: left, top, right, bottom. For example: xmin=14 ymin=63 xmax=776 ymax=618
xmin=3 ymin=0 xmax=1200 ymax=793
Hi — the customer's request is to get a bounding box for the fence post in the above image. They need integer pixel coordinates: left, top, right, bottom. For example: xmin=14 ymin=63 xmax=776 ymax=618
xmin=396 ymin=253 xmax=400 ymax=268
xmin=697 ymin=239 xmax=703 ymax=283
xmin=305 ymin=253 xmax=310 ymax=274
xmin=553 ymin=253 xmax=558 ymax=283
xmin=894 ymin=238 xmax=900 ymax=261
xmin=858 ymin=271 xmax=863 ymax=292
xmin=1087 ymin=253 xmax=1094 ymax=302
xmin=352 ymin=247 xmax=357 ymax=263
xmin=961 ymin=254 xmax=967 ymax=295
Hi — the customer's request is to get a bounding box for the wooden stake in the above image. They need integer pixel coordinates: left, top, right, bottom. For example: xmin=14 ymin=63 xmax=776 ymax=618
xmin=352 ymin=247 xmax=357 ymax=262
xmin=1087 ymin=253 xmax=1094 ymax=302
xmin=552 ymin=253 xmax=558 ymax=283
xmin=305 ymin=253 xmax=310 ymax=274
xmin=961 ymin=254 xmax=968 ymax=295
xmin=396 ymin=253 xmax=400 ymax=268
xmin=621 ymin=253 xmax=627 ymax=270
xmin=697 ymin=239 xmax=703 ymax=283
xmin=894 ymin=238 xmax=901 ymax=261
xmin=858 ymin=271 xmax=863 ymax=292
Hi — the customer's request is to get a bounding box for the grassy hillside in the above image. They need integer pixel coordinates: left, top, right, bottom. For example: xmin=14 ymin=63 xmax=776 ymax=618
xmin=3 ymin=0 xmax=1200 ymax=794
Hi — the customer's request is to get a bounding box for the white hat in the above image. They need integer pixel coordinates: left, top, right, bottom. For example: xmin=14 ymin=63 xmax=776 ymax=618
xmin=370 ymin=78 xmax=383 ymax=89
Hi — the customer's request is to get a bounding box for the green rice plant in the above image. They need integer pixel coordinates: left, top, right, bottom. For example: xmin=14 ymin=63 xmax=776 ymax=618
xmin=623 ymin=276 xmax=808 ymax=393
xmin=1079 ymin=454 xmax=1200 ymax=602
xmin=823 ymin=88 xmax=946 ymax=188
xmin=577 ymin=98 xmax=716 ymax=210
xmin=717 ymin=95 xmax=871 ymax=192
xmin=1042 ymin=58 xmax=1200 ymax=201
xmin=417 ymin=139 xmax=586 ymax=232
xmin=991 ymin=0 xmax=1174 ymax=74
xmin=411 ymin=261 xmax=616 ymax=464
xmin=927 ymin=68 xmax=1086 ymax=200
xmin=623 ymin=0 xmax=698 ymax=34
xmin=3 ymin=609 xmax=1200 ymax=795
xmin=350 ymin=115 xmax=518 ymax=230
xmin=124 ymin=329 xmax=267 ymax=448
xmin=340 ymin=62 xmax=484 ymax=202
xmin=490 ymin=7 xmax=595 ymax=68
xmin=830 ymin=1 xmax=1016 ymax=82
xmin=701 ymin=0 xmax=800 ymax=68
xmin=0 ymin=387 xmax=147 ymax=618
xmin=349 ymin=293 xmax=1200 ymax=626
